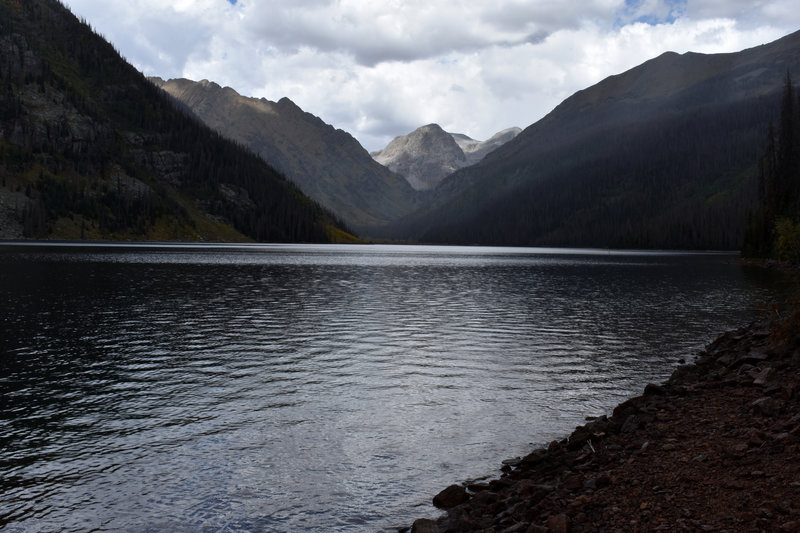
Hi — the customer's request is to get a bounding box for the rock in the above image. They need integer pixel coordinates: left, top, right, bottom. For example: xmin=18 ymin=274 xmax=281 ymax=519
xmin=567 ymin=427 xmax=592 ymax=450
xmin=411 ymin=518 xmax=440 ymax=533
xmin=563 ymin=474 xmax=584 ymax=492
xmin=771 ymin=431 xmax=790 ymax=442
xmin=595 ymin=474 xmax=612 ymax=488
xmin=469 ymin=490 xmax=500 ymax=508
xmin=433 ymin=484 xmax=470 ymax=510
xmin=568 ymin=416 xmax=610 ymax=450
xmin=746 ymin=428 xmax=765 ymax=447
xmin=644 ymin=383 xmax=667 ymax=395
xmin=525 ymin=525 xmax=549 ymax=533
xmin=613 ymin=397 xmax=642 ymax=418
xmin=669 ymin=364 xmax=703 ymax=385
xmin=715 ymin=352 xmax=737 ymax=366
xmin=752 ymin=366 xmax=775 ymax=386
xmin=467 ymin=481 xmax=491 ymax=492
xmin=520 ymin=451 xmax=546 ymax=467
xmin=752 ymin=397 xmax=783 ymax=417
xmin=545 ymin=513 xmax=570 ymax=533
xmin=732 ymin=443 xmax=749 ymax=454
xmin=501 ymin=523 xmax=529 ymax=533
xmin=437 ymin=515 xmax=478 ymax=532
xmin=732 ymin=350 xmax=770 ymax=368
xmin=489 ymin=477 xmax=515 ymax=492
xmin=621 ymin=415 xmax=640 ymax=433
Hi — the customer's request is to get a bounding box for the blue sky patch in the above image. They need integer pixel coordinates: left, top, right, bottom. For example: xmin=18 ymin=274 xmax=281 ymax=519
xmin=619 ymin=0 xmax=687 ymax=26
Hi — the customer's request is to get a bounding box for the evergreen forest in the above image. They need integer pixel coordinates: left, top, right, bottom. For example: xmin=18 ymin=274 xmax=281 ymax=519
xmin=0 ymin=0 xmax=348 ymax=242
xmin=743 ymin=74 xmax=800 ymax=261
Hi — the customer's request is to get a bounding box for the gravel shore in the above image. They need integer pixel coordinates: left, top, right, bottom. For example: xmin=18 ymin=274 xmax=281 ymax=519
xmin=409 ymin=315 xmax=800 ymax=532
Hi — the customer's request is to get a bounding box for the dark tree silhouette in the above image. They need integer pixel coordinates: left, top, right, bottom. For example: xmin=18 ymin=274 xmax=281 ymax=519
xmin=743 ymin=72 xmax=800 ymax=260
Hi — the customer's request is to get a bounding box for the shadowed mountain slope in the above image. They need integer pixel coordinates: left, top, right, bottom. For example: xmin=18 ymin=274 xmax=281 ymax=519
xmin=389 ymin=30 xmax=800 ymax=249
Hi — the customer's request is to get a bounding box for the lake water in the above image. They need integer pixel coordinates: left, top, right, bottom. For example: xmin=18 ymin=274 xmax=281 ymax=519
xmin=0 ymin=244 xmax=783 ymax=532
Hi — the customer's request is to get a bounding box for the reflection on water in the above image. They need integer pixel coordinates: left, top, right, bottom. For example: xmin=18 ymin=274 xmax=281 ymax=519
xmin=0 ymin=244 xmax=783 ymax=532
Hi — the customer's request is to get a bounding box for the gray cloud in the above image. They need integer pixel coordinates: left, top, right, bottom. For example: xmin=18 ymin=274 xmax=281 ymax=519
xmin=62 ymin=1 xmax=800 ymax=151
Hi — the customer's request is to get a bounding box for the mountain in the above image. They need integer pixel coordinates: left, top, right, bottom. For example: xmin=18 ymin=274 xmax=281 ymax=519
xmin=150 ymin=78 xmax=419 ymax=235
xmin=389 ymin=30 xmax=800 ymax=249
xmin=0 ymin=0 xmax=351 ymax=243
xmin=451 ymin=127 xmax=523 ymax=165
xmin=371 ymin=124 xmax=520 ymax=191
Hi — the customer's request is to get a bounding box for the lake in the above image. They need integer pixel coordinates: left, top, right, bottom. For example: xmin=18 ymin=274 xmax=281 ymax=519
xmin=0 ymin=243 xmax=783 ymax=532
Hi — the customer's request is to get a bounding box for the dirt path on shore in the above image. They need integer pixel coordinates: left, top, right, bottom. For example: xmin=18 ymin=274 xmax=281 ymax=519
xmin=410 ymin=318 xmax=800 ymax=533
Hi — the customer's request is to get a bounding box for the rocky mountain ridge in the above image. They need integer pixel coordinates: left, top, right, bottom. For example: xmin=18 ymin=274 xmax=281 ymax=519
xmin=371 ymin=124 xmax=520 ymax=191
xmin=452 ymin=127 xmax=522 ymax=165
xmin=150 ymin=77 xmax=420 ymax=235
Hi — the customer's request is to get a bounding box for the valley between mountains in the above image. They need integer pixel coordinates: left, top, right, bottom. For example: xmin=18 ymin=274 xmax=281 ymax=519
xmin=2 ymin=0 xmax=800 ymax=249
xmin=151 ymin=27 xmax=800 ymax=249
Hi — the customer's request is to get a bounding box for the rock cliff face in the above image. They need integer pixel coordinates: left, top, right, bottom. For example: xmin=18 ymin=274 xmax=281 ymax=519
xmin=371 ymin=124 xmax=520 ymax=191
xmin=150 ymin=78 xmax=419 ymax=235
xmin=451 ymin=127 xmax=522 ymax=166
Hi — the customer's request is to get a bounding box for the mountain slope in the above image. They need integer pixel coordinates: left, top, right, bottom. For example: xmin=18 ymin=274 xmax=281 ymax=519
xmin=390 ymin=30 xmax=800 ymax=249
xmin=150 ymin=78 xmax=419 ymax=234
xmin=0 ymin=0 xmax=348 ymax=242
xmin=452 ymin=127 xmax=522 ymax=166
xmin=371 ymin=124 xmax=520 ymax=190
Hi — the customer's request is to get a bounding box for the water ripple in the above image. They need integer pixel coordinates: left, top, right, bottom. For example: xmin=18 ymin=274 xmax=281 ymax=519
xmin=0 ymin=244 xmax=782 ymax=532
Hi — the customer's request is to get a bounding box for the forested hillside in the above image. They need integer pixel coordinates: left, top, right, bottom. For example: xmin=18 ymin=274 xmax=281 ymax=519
xmin=150 ymin=78 xmax=420 ymax=236
xmin=743 ymin=74 xmax=800 ymax=260
xmin=0 ymin=0 xmax=349 ymax=242
xmin=389 ymin=31 xmax=800 ymax=250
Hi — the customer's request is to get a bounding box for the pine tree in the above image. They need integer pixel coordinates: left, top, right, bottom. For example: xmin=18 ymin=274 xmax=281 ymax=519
xmin=743 ymin=72 xmax=800 ymax=259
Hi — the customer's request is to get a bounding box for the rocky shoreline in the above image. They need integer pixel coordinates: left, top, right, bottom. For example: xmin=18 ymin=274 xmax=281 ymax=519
xmin=407 ymin=315 xmax=800 ymax=532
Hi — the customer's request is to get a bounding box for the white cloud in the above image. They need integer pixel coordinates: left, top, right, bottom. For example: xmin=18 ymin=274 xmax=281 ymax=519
xmin=62 ymin=0 xmax=800 ymax=151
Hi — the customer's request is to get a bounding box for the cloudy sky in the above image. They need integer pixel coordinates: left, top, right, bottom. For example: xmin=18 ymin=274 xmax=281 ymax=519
xmin=61 ymin=0 xmax=799 ymax=152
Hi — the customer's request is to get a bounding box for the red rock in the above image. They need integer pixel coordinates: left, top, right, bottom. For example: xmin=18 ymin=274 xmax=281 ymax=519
xmin=545 ymin=513 xmax=570 ymax=533
xmin=563 ymin=474 xmax=583 ymax=492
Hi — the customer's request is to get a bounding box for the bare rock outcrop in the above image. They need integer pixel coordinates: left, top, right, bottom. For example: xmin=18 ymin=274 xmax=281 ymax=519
xmin=372 ymin=125 xmax=520 ymax=191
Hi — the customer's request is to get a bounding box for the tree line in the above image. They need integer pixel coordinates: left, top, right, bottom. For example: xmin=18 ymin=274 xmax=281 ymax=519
xmin=742 ymin=73 xmax=800 ymax=260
